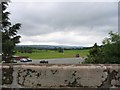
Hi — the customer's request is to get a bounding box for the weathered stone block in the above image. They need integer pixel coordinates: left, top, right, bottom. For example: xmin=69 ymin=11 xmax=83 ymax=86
xmin=0 ymin=64 xmax=120 ymax=89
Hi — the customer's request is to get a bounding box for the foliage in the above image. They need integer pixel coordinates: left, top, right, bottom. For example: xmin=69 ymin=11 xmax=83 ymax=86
xmin=102 ymin=31 xmax=120 ymax=63
xmin=1 ymin=2 xmax=21 ymax=61
xmin=84 ymin=43 xmax=104 ymax=64
xmin=15 ymin=46 xmax=33 ymax=53
xmin=84 ymin=31 xmax=120 ymax=64
xmin=58 ymin=47 xmax=64 ymax=53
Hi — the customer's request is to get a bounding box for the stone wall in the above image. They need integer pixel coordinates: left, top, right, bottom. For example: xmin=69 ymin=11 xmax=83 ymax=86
xmin=0 ymin=64 xmax=120 ymax=89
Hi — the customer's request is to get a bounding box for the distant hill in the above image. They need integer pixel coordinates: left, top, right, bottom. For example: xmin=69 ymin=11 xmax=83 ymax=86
xmin=16 ymin=45 xmax=85 ymax=50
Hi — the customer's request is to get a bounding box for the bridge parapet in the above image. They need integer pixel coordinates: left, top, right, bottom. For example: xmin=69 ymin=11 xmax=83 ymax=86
xmin=0 ymin=64 xmax=120 ymax=89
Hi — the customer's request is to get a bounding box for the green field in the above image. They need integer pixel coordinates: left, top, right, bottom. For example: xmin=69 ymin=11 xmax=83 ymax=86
xmin=15 ymin=49 xmax=89 ymax=59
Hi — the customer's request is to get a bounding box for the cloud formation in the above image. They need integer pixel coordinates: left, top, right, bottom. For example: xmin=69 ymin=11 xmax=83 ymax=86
xmin=8 ymin=1 xmax=118 ymax=46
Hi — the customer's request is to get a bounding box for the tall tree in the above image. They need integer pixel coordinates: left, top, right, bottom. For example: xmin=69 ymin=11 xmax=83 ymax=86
xmin=84 ymin=31 xmax=120 ymax=64
xmin=1 ymin=2 xmax=21 ymax=61
xmin=102 ymin=31 xmax=120 ymax=63
xmin=84 ymin=43 xmax=104 ymax=64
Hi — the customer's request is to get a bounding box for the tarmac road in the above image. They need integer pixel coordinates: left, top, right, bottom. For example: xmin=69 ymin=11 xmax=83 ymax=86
xmin=17 ymin=57 xmax=85 ymax=64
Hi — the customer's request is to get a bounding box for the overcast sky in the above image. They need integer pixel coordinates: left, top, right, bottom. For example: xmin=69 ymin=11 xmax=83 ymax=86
xmin=7 ymin=0 xmax=118 ymax=46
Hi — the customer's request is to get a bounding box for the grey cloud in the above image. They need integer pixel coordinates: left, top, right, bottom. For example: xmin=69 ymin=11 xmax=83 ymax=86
xmin=7 ymin=2 xmax=118 ymax=46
